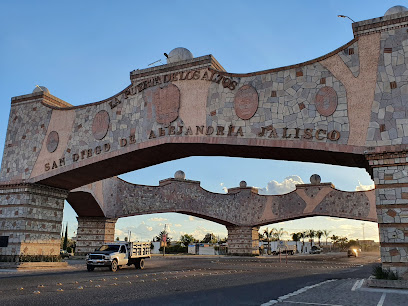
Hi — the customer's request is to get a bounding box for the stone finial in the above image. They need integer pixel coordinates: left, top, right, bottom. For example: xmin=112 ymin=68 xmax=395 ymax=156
xmin=310 ymin=174 xmax=321 ymax=184
xmin=174 ymin=170 xmax=186 ymax=180
xmin=384 ymin=5 xmax=407 ymax=16
xmin=166 ymin=47 xmax=193 ymax=64
xmin=239 ymin=181 xmax=247 ymax=188
xmin=33 ymin=85 xmax=50 ymax=94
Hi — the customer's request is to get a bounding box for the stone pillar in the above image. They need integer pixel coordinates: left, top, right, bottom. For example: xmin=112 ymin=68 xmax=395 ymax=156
xmin=227 ymin=225 xmax=259 ymax=256
xmin=0 ymin=184 xmax=69 ymax=261
xmin=76 ymin=217 xmax=117 ymax=255
xmin=368 ymin=153 xmax=408 ymax=278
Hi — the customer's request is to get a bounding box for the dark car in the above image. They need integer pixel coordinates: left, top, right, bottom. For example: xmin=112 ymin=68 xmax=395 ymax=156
xmin=60 ymin=250 xmax=70 ymax=258
xmin=347 ymin=248 xmax=360 ymax=257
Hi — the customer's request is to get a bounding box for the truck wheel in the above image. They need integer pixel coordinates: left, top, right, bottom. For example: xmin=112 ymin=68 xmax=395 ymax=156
xmin=87 ymin=265 xmax=95 ymax=272
xmin=135 ymin=258 xmax=145 ymax=269
xmin=110 ymin=259 xmax=118 ymax=272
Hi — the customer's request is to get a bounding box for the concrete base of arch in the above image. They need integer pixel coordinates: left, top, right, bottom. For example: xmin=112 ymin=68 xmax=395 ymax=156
xmin=76 ymin=217 xmax=117 ymax=255
xmin=227 ymin=225 xmax=260 ymax=256
xmin=0 ymin=184 xmax=68 ymax=262
xmin=368 ymin=153 xmax=408 ymax=278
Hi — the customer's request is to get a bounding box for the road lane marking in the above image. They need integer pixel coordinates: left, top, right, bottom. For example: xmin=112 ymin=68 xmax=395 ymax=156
xmin=377 ymin=293 xmax=386 ymax=306
xmin=351 ymin=279 xmax=364 ymax=291
xmin=282 ymin=302 xmax=342 ymax=306
xmin=260 ymin=279 xmax=337 ymax=306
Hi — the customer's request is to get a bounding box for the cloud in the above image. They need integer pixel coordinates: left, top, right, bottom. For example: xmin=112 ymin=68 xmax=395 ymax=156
xmin=174 ymin=224 xmax=182 ymax=227
xmin=220 ymin=183 xmax=224 ymax=186
xmin=258 ymin=175 xmax=304 ymax=195
xmin=188 ymin=216 xmax=195 ymax=221
xmin=149 ymin=217 xmax=168 ymax=222
xmin=222 ymin=187 xmax=228 ymax=193
xmin=355 ymin=181 xmax=375 ymax=191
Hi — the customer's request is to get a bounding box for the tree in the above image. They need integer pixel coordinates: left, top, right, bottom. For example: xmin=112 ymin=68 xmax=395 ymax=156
xmin=316 ymin=230 xmax=323 ymax=246
xmin=116 ymin=237 xmax=120 ymax=241
xmin=330 ymin=235 xmax=339 ymax=245
xmin=201 ymin=233 xmax=216 ymax=244
xmin=291 ymin=232 xmax=301 ymax=253
xmin=154 ymin=230 xmax=171 ymax=243
xmin=124 ymin=236 xmax=128 ymax=242
xmin=180 ymin=234 xmax=195 ymax=246
xmin=323 ymin=230 xmax=332 ymax=246
xmin=263 ymin=227 xmax=276 ymax=255
xmin=273 ymin=228 xmax=288 ymax=241
xmin=306 ymin=230 xmax=316 ymax=246
xmin=337 ymin=237 xmax=349 ymax=251
xmin=63 ymin=224 xmax=68 ymax=250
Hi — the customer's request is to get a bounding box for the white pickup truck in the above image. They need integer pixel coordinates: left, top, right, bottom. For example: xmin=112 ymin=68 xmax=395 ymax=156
xmin=86 ymin=241 xmax=151 ymax=272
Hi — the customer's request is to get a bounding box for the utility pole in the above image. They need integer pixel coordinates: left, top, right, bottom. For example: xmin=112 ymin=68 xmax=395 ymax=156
xmin=361 ymin=223 xmax=365 ymax=251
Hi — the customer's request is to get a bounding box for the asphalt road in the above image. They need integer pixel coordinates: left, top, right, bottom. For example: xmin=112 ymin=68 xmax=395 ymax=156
xmin=0 ymin=252 xmax=402 ymax=306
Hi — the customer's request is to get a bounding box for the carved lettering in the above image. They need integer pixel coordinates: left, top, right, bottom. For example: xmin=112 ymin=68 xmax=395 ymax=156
xmin=149 ymin=130 xmax=156 ymax=139
xmin=193 ymin=71 xmax=200 ymax=80
xmin=176 ymin=126 xmax=183 ymax=135
xmin=206 ymin=126 xmax=214 ymax=135
xmin=228 ymin=125 xmax=235 ymax=136
xmin=45 ymin=163 xmax=50 ymax=171
xmin=120 ymin=138 xmax=127 ymax=147
xmin=95 ymin=146 xmax=102 ymax=154
xmin=72 ymin=154 xmax=79 ymax=162
xmin=201 ymin=71 xmax=209 ymax=81
xmin=59 ymin=158 xmax=65 ymax=167
xmin=294 ymin=128 xmax=300 ymax=139
xmin=216 ymin=126 xmax=225 ymax=135
xmin=328 ymin=130 xmax=341 ymax=141
xmin=315 ymin=129 xmax=326 ymax=140
xmin=104 ymin=143 xmax=111 ymax=152
xmin=196 ymin=126 xmax=204 ymax=135
xmin=52 ymin=161 xmax=58 ymax=170
xmin=235 ymin=127 xmax=244 ymax=136
xmin=303 ymin=129 xmax=313 ymax=139
xmin=129 ymin=135 xmax=136 ymax=144
xmin=185 ymin=127 xmax=193 ymax=135
xmin=282 ymin=128 xmax=291 ymax=139
xmin=168 ymin=126 xmax=176 ymax=135
xmin=159 ymin=128 xmax=166 ymax=137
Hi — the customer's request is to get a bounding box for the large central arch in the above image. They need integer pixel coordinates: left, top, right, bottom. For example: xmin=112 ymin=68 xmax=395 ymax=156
xmin=0 ymin=9 xmax=407 ymax=275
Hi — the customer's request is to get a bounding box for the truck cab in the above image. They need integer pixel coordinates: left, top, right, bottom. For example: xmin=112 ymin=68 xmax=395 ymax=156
xmin=86 ymin=241 xmax=151 ymax=272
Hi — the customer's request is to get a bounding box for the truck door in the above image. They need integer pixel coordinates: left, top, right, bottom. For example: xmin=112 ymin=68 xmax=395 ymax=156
xmin=118 ymin=245 xmax=127 ymax=265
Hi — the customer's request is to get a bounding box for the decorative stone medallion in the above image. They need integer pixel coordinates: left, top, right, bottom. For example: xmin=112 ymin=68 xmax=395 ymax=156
xmin=234 ymin=85 xmax=258 ymax=120
xmin=92 ymin=110 xmax=110 ymax=140
xmin=46 ymin=131 xmax=59 ymax=153
xmin=152 ymin=83 xmax=180 ymax=125
xmin=315 ymin=86 xmax=338 ymax=117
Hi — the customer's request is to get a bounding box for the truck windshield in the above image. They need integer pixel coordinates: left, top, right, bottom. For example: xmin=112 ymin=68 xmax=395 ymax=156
xmin=97 ymin=245 xmax=120 ymax=252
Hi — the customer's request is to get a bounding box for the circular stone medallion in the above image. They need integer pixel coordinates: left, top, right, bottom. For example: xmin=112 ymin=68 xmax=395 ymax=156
xmin=315 ymin=86 xmax=338 ymax=117
xmin=92 ymin=110 xmax=110 ymax=140
xmin=152 ymin=83 xmax=181 ymax=125
xmin=234 ymin=85 xmax=259 ymax=120
xmin=46 ymin=131 xmax=59 ymax=153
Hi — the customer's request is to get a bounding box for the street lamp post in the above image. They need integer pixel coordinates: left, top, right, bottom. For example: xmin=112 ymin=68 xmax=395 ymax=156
xmin=337 ymin=15 xmax=356 ymax=22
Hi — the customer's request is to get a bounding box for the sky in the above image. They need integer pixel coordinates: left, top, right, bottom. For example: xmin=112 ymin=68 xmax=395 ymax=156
xmin=1 ymin=0 xmax=404 ymax=243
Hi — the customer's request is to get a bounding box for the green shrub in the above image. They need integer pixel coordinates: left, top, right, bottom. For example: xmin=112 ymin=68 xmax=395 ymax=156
xmin=372 ymin=265 xmax=399 ymax=280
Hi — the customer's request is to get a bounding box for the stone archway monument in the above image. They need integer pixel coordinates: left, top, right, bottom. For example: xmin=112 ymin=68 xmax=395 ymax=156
xmin=0 ymin=8 xmax=408 ymax=275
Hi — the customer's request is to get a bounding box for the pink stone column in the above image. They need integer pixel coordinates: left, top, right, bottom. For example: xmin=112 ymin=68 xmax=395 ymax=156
xmin=367 ymin=153 xmax=408 ymax=278
xmin=76 ymin=217 xmax=117 ymax=255
xmin=227 ymin=225 xmax=260 ymax=256
xmin=0 ymin=184 xmax=69 ymax=261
